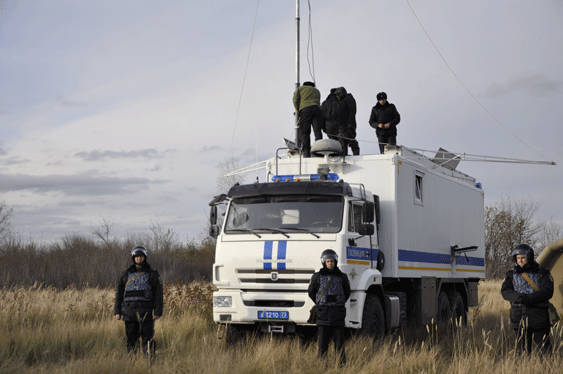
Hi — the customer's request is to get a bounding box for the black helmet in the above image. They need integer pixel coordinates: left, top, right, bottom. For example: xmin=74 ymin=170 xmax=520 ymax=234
xmin=377 ymin=92 xmax=387 ymax=101
xmin=320 ymin=249 xmax=338 ymax=266
xmin=511 ymin=243 xmax=534 ymax=264
xmin=131 ymin=245 xmax=148 ymax=260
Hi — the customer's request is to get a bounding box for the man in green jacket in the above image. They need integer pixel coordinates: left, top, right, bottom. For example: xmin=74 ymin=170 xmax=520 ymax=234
xmin=293 ymin=81 xmax=323 ymax=158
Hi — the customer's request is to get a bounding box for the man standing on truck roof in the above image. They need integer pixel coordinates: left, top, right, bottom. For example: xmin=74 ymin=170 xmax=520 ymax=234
xmin=501 ymin=243 xmax=554 ymax=355
xmin=369 ymin=92 xmax=400 ymax=154
xmin=335 ymin=87 xmax=360 ymax=156
xmin=321 ymin=88 xmax=340 ymax=142
xmin=308 ymin=249 xmax=351 ymax=365
xmin=114 ymin=245 xmax=163 ymax=357
xmin=293 ymin=81 xmax=323 ymax=158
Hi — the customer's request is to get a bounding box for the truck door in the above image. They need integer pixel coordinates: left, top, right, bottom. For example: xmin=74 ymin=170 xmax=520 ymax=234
xmin=346 ymin=202 xmax=374 ymax=269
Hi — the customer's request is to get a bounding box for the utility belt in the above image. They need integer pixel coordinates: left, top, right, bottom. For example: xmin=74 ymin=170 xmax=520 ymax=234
xmin=512 ymin=302 xmax=549 ymax=308
xmin=124 ymin=290 xmax=151 ymax=301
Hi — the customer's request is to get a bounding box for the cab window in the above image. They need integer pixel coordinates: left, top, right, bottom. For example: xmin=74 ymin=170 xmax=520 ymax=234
xmin=348 ymin=203 xmax=363 ymax=232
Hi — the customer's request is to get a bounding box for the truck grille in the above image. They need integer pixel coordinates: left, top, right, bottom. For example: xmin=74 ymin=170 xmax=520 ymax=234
xmin=242 ymin=300 xmax=306 ymax=307
xmin=237 ymin=269 xmax=315 ymax=284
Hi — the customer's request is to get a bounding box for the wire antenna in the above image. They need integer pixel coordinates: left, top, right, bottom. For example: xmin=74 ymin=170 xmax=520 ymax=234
xmin=306 ymin=0 xmax=316 ymax=82
xmin=406 ymin=0 xmax=555 ymax=164
xmin=229 ymin=0 xmax=261 ymax=161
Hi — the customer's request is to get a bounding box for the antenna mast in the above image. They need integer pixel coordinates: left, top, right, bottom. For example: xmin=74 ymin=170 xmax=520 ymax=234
xmin=294 ymin=0 xmax=300 ymax=147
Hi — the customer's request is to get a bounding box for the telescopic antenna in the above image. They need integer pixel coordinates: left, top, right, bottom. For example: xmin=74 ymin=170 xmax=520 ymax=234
xmin=294 ymin=0 xmax=300 ymax=148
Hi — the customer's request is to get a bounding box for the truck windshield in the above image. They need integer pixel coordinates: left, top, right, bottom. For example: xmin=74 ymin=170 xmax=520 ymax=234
xmin=224 ymin=195 xmax=343 ymax=234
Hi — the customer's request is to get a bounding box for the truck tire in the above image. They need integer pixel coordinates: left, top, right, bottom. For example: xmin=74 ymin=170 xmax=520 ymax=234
xmin=376 ymin=250 xmax=385 ymax=271
xmin=360 ymin=293 xmax=385 ymax=340
xmin=437 ymin=291 xmax=452 ymax=326
xmin=447 ymin=291 xmax=467 ymax=330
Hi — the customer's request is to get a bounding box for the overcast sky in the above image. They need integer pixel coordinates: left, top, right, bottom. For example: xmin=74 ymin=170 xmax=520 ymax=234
xmin=1 ymin=0 xmax=561 ymax=242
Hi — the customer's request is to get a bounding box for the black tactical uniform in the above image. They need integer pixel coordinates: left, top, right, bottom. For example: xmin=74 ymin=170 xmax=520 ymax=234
xmin=369 ymin=92 xmax=400 ymax=154
xmin=308 ymin=249 xmax=351 ymax=364
xmin=501 ymin=244 xmax=554 ymax=354
xmin=114 ymin=246 xmax=163 ymax=354
xmin=335 ymin=87 xmax=360 ymax=156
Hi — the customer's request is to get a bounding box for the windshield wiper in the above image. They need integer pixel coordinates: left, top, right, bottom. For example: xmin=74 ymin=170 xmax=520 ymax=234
xmin=282 ymin=227 xmax=320 ymax=238
xmin=253 ymin=228 xmax=290 ymax=238
xmin=225 ymin=229 xmax=262 ymax=238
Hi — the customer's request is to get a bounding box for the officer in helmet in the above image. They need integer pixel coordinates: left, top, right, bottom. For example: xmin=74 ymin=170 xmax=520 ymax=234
xmin=114 ymin=246 xmax=163 ymax=356
xmin=308 ymin=249 xmax=351 ymax=364
xmin=501 ymin=243 xmax=554 ymax=354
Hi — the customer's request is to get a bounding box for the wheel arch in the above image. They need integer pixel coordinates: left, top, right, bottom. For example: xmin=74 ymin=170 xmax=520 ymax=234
xmin=436 ymin=279 xmax=470 ymax=312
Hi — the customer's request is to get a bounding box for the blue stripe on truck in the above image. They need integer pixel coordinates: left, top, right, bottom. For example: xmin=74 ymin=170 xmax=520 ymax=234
xmin=398 ymin=249 xmax=484 ymax=267
xmin=277 ymin=241 xmax=287 ymax=270
xmin=264 ymin=241 xmax=273 ymax=270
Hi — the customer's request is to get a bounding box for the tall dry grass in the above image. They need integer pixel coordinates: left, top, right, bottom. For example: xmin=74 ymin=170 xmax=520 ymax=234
xmin=2 ymin=281 xmax=563 ymax=373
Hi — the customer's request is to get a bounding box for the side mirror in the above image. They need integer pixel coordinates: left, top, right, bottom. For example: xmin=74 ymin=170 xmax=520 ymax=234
xmin=210 ymin=206 xmax=217 ymax=225
xmin=358 ymin=223 xmax=374 ymax=236
xmin=209 ymin=224 xmax=220 ymax=239
xmin=363 ymin=202 xmax=375 ymax=223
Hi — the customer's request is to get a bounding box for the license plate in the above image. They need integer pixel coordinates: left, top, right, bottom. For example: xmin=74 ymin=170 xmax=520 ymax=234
xmin=258 ymin=311 xmax=289 ymax=320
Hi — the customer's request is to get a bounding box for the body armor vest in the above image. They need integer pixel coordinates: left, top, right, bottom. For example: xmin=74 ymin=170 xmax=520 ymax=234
xmin=317 ymin=274 xmax=347 ymax=306
xmin=123 ymin=272 xmax=153 ymax=302
xmin=513 ymin=272 xmax=540 ymax=295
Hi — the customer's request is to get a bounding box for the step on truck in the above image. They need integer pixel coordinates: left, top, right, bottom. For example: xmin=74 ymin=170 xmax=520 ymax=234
xmin=209 ymin=141 xmax=485 ymax=339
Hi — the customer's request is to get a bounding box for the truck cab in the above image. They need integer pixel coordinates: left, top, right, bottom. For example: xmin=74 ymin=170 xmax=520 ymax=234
xmin=211 ymin=178 xmax=381 ymax=334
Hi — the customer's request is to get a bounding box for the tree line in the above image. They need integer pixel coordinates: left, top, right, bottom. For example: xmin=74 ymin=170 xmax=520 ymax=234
xmin=0 ymin=214 xmax=214 ymax=289
xmin=485 ymin=195 xmax=562 ymax=279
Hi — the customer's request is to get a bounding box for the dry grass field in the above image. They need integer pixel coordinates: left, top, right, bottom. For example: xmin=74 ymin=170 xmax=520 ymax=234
xmin=2 ymin=280 xmax=563 ymax=373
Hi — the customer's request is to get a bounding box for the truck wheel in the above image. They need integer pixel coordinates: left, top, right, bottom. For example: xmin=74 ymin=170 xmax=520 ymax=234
xmin=360 ymin=293 xmax=385 ymax=341
xmin=447 ymin=291 xmax=466 ymax=330
xmin=437 ymin=291 xmax=452 ymax=326
xmin=376 ymin=250 xmax=385 ymax=271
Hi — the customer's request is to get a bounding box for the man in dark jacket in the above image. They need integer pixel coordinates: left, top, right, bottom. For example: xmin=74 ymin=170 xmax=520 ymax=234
xmin=293 ymin=81 xmax=323 ymax=158
xmin=114 ymin=245 xmax=163 ymax=355
xmin=501 ymin=243 xmax=554 ymax=354
xmin=308 ymin=249 xmax=351 ymax=364
xmin=369 ymin=92 xmax=400 ymax=154
xmin=321 ymin=88 xmax=340 ymax=142
xmin=335 ymin=87 xmax=360 ymax=156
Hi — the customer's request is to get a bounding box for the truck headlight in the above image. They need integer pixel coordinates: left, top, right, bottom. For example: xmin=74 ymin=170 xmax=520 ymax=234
xmin=214 ymin=296 xmax=232 ymax=307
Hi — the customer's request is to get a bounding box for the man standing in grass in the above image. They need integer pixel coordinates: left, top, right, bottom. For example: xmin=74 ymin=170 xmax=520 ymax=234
xmin=114 ymin=245 xmax=163 ymax=356
xmin=501 ymin=243 xmax=554 ymax=354
xmin=308 ymin=249 xmax=351 ymax=365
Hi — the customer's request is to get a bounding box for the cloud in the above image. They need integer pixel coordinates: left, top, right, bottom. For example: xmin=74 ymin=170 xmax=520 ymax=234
xmin=201 ymin=145 xmax=224 ymax=153
xmin=0 ymin=173 xmax=157 ymax=196
xmin=1 ymin=156 xmax=30 ymax=165
xmin=485 ymin=74 xmax=563 ymax=97
xmin=74 ymin=149 xmax=172 ymax=161
xmin=56 ymin=95 xmax=88 ymax=107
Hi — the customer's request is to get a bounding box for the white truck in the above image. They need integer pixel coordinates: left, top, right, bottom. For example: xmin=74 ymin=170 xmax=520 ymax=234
xmin=209 ymin=141 xmax=485 ymax=338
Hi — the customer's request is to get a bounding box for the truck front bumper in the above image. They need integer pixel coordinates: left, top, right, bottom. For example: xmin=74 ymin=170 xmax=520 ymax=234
xmin=213 ymin=289 xmax=313 ymax=325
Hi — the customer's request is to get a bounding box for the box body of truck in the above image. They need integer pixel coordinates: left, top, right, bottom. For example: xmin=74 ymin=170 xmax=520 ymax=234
xmin=211 ymin=145 xmax=485 ymax=335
